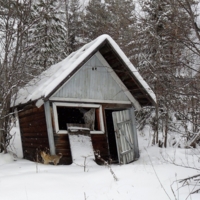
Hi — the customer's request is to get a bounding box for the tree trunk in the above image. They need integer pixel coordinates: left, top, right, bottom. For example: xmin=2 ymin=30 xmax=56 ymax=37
xmin=164 ymin=106 xmax=169 ymax=148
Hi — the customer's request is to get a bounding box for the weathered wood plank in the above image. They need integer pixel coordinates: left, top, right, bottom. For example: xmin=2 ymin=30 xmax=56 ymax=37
xmin=18 ymin=107 xmax=45 ymax=117
xmin=21 ymin=126 xmax=47 ymax=133
xmin=55 ymin=148 xmax=71 ymax=153
xmin=18 ymin=104 xmax=49 ymax=163
xmin=22 ymin=143 xmax=49 ymax=149
xmin=22 ymin=132 xmax=48 ymax=137
xmin=22 ymin=141 xmax=49 ymax=147
xmin=19 ymin=114 xmax=46 ymax=123
xmin=54 ymin=134 xmax=72 ymax=164
xmin=91 ymin=134 xmax=109 ymax=160
xmin=44 ymin=101 xmax=55 ymax=155
xmin=54 ymin=144 xmax=70 ymax=149
xmin=52 ymin=54 xmax=129 ymax=102
xmin=20 ymin=118 xmax=46 ymax=127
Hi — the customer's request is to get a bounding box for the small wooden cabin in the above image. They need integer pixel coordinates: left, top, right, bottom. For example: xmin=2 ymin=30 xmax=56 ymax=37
xmin=13 ymin=35 xmax=156 ymax=165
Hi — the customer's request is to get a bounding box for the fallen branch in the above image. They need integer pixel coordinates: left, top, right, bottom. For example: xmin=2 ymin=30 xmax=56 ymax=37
xmin=94 ymin=150 xmax=118 ymax=181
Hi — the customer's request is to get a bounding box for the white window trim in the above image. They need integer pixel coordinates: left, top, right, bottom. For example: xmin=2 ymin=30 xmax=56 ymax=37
xmin=52 ymin=102 xmax=105 ymax=134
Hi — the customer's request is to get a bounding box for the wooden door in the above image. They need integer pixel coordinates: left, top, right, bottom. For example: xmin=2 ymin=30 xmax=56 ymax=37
xmin=112 ymin=108 xmax=138 ymax=164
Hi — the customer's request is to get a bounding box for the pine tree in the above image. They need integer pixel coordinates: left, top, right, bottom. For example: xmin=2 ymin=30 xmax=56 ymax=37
xmin=84 ymin=0 xmax=136 ymax=58
xmin=28 ymin=0 xmax=66 ymax=70
xmin=83 ymin=0 xmax=109 ymax=43
xmin=64 ymin=0 xmax=84 ymax=54
xmin=104 ymin=0 xmax=136 ymax=56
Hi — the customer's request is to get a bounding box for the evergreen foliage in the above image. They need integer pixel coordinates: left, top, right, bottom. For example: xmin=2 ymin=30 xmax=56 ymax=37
xmin=66 ymin=0 xmax=84 ymax=53
xmin=28 ymin=0 xmax=66 ymax=71
xmin=0 ymin=0 xmax=200 ymax=152
xmin=83 ymin=0 xmax=136 ymax=56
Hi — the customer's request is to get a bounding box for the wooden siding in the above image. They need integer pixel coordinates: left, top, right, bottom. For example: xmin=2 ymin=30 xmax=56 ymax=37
xmin=99 ymin=43 xmax=155 ymax=106
xmin=17 ymin=102 xmax=133 ymax=165
xmin=52 ymin=54 xmax=130 ymax=103
xmin=54 ymin=134 xmax=72 ymax=165
xmin=51 ymin=103 xmax=110 ymax=164
xmin=112 ymin=109 xmax=135 ymax=164
xmin=18 ymin=105 xmax=49 ymax=162
xmin=91 ymin=134 xmax=109 ymax=162
xmin=53 ymin=133 xmax=109 ymax=165
xmin=51 ymin=103 xmax=131 ymax=165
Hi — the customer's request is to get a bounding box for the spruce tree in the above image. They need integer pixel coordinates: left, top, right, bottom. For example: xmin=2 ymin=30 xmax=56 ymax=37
xmin=29 ymin=0 xmax=66 ymax=71
xmin=104 ymin=0 xmax=136 ymax=57
xmin=83 ymin=0 xmax=109 ymax=43
xmin=66 ymin=0 xmax=84 ymax=53
xmin=84 ymin=0 xmax=136 ymax=58
xmin=134 ymin=0 xmax=200 ymax=146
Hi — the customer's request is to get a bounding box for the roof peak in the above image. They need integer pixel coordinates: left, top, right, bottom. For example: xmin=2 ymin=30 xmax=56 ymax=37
xmin=13 ymin=34 xmax=156 ymax=108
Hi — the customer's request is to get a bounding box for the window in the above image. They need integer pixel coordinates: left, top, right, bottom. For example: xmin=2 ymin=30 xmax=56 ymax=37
xmin=52 ymin=103 xmax=104 ymax=134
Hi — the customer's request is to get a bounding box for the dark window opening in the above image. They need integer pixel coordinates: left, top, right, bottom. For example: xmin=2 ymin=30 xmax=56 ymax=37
xmin=56 ymin=107 xmax=100 ymax=131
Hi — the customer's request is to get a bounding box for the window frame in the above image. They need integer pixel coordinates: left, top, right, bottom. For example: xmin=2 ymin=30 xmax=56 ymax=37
xmin=52 ymin=102 xmax=105 ymax=134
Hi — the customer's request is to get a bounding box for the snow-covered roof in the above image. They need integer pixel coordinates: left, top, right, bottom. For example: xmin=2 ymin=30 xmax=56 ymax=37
xmin=13 ymin=34 xmax=156 ymax=107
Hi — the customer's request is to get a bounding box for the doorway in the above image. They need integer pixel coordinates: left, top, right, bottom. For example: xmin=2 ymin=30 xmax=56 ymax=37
xmin=105 ymin=109 xmax=119 ymax=163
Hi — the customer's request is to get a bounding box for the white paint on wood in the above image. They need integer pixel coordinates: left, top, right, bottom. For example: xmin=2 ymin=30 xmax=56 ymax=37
xmin=52 ymin=53 xmax=131 ymax=103
xmin=96 ymin=52 xmax=141 ymax=110
xmin=112 ymin=109 xmax=136 ymax=164
xmin=14 ymin=34 xmax=156 ymax=107
xmin=13 ymin=108 xmax=23 ymax=158
xmin=49 ymin=97 xmax=131 ymax=104
xmin=44 ymin=101 xmax=56 ymax=155
xmin=52 ymin=102 xmax=105 ymax=134
xmin=129 ymin=108 xmax=139 ymax=159
xmin=68 ymin=131 xmax=96 ymax=166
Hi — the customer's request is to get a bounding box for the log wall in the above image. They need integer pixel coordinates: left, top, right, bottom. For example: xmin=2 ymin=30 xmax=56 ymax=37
xmin=91 ymin=134 xmax=109 ymax=164
xmin=17 ymin=103 xmax=128 ymax=165
xmin=53 ymin=133 xmax=109 ymax=165
xmin=18 ymin=104 xmax=49 ymax=162
xmin=54 ymin=134 xmax=72 ymax=164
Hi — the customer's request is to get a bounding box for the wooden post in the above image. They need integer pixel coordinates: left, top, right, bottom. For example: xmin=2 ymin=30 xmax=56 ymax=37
xmin=44 ymin=101 xmax=55 ymax=155
xmin=14 ymin=108 xmax=23 ymax=158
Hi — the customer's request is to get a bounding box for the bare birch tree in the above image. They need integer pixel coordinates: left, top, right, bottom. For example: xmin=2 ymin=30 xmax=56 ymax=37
xmin=0 ymin=0 xmax=43 ymax=153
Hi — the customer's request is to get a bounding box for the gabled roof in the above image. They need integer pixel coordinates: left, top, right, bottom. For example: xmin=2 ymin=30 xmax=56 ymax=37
xmin=14 ymin=34 xmax=156 ymax=108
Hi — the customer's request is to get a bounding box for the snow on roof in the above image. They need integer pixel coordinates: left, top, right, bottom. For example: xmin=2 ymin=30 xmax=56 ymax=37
xmin=14 ymin=34 xmax=156 ymax=107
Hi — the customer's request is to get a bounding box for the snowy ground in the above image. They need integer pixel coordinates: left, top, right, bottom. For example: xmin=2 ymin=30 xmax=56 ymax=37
xmin=0 ymin=128 xmax=200 ymax=200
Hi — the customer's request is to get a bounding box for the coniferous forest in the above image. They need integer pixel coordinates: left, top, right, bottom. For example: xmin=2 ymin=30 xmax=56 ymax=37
xmin=0 ymin=0 xmax=200 ymax=152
